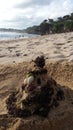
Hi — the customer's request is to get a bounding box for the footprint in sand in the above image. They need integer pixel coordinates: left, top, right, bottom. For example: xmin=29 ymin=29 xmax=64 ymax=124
xmin=34 ymin=42 xmax=40 ymax=45
xmin=68 ymin=55 xmax=73 ymax=62
xmin=0 ymin=55 xmax=6 ymax=58
xmin=65 ymin=51 xmax=73 ymax=57
xmin=8 ymin=46 xmax=17 ymax=49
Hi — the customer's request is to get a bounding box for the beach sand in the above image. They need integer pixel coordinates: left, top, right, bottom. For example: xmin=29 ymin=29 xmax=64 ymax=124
xmin=0 ymin=32 xmax=73 ymax=64
xmin=0 ymin=32 xmax=73 ymax=130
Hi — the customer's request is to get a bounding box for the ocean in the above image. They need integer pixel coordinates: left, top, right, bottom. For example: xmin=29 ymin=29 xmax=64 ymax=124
xmin=0 ymin=31 xmax=37 ymax=40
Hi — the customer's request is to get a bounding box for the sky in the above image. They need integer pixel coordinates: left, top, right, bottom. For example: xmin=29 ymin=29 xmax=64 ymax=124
xmin=0 ymin=0 xmax=73 ymax=29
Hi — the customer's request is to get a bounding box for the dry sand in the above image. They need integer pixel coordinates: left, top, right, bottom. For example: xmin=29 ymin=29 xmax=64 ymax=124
xmin=0 ymin=32 xmax=73 ymax=130
xmin=0 ymin=32 xmax=73 ymax=64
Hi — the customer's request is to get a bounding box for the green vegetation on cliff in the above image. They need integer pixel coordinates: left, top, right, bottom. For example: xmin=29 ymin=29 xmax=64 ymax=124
xmin=25 ymin=26 xmax=40 ymax=34
xmin=25 ymin=13 xmax=73 ymax=35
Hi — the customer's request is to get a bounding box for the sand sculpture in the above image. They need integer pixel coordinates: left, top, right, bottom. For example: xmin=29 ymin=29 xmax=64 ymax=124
xmin=6 ymin=56 xmax=64 ymax=117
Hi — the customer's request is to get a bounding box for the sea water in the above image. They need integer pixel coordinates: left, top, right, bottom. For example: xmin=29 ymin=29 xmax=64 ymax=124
xmin=0 ymin=31 xmax=37 ymax=40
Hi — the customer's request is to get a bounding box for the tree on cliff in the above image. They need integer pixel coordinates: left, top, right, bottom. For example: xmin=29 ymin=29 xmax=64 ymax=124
xmin=39 ymin=20 xmax=49 ymax=35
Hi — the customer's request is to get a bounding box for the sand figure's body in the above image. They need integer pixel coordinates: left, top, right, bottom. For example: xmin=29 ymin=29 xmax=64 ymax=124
xmin=6 ymin=56 xmax=64 ymax=117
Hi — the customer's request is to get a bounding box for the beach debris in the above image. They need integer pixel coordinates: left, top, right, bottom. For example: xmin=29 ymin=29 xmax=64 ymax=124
xmin=6 ymin=56 xmax=64 ymax=117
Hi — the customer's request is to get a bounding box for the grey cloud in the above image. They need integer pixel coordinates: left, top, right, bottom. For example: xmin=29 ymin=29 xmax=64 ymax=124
xmin=4 ymin=15 xmax=36 ymax=29
xmin=4 ymin=14 xmax=45 ymax=29
xmin=1 ymin=0 xmax=73 ymax=29
xmin=15 ymin=0 xmax=52 ymax=8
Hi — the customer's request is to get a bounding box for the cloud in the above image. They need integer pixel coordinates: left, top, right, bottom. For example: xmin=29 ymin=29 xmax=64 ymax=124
xmin=0 ymin=0 xmax=73 ymax=29
xmin=15 ymin=0 xmax=51 ymax=8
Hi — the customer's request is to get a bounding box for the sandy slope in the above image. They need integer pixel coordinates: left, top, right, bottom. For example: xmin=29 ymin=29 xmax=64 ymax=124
xmin=0 ymin=32 xmax=73 ymax=130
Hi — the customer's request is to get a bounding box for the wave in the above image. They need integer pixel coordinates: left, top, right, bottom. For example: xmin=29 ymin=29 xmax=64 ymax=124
xmin=0 ymin=31 xmax=37 ymax=40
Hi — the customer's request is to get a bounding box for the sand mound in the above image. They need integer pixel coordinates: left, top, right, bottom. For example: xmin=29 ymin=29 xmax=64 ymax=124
xmin=0 ymin=86 xmax=73 ymax=130
xmin=0 ymin=61 xmax=73 ymax=130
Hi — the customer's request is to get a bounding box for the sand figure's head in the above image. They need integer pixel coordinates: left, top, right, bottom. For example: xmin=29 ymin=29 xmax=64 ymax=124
xmin=34 ymin=55 xmax=45 ymax=68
